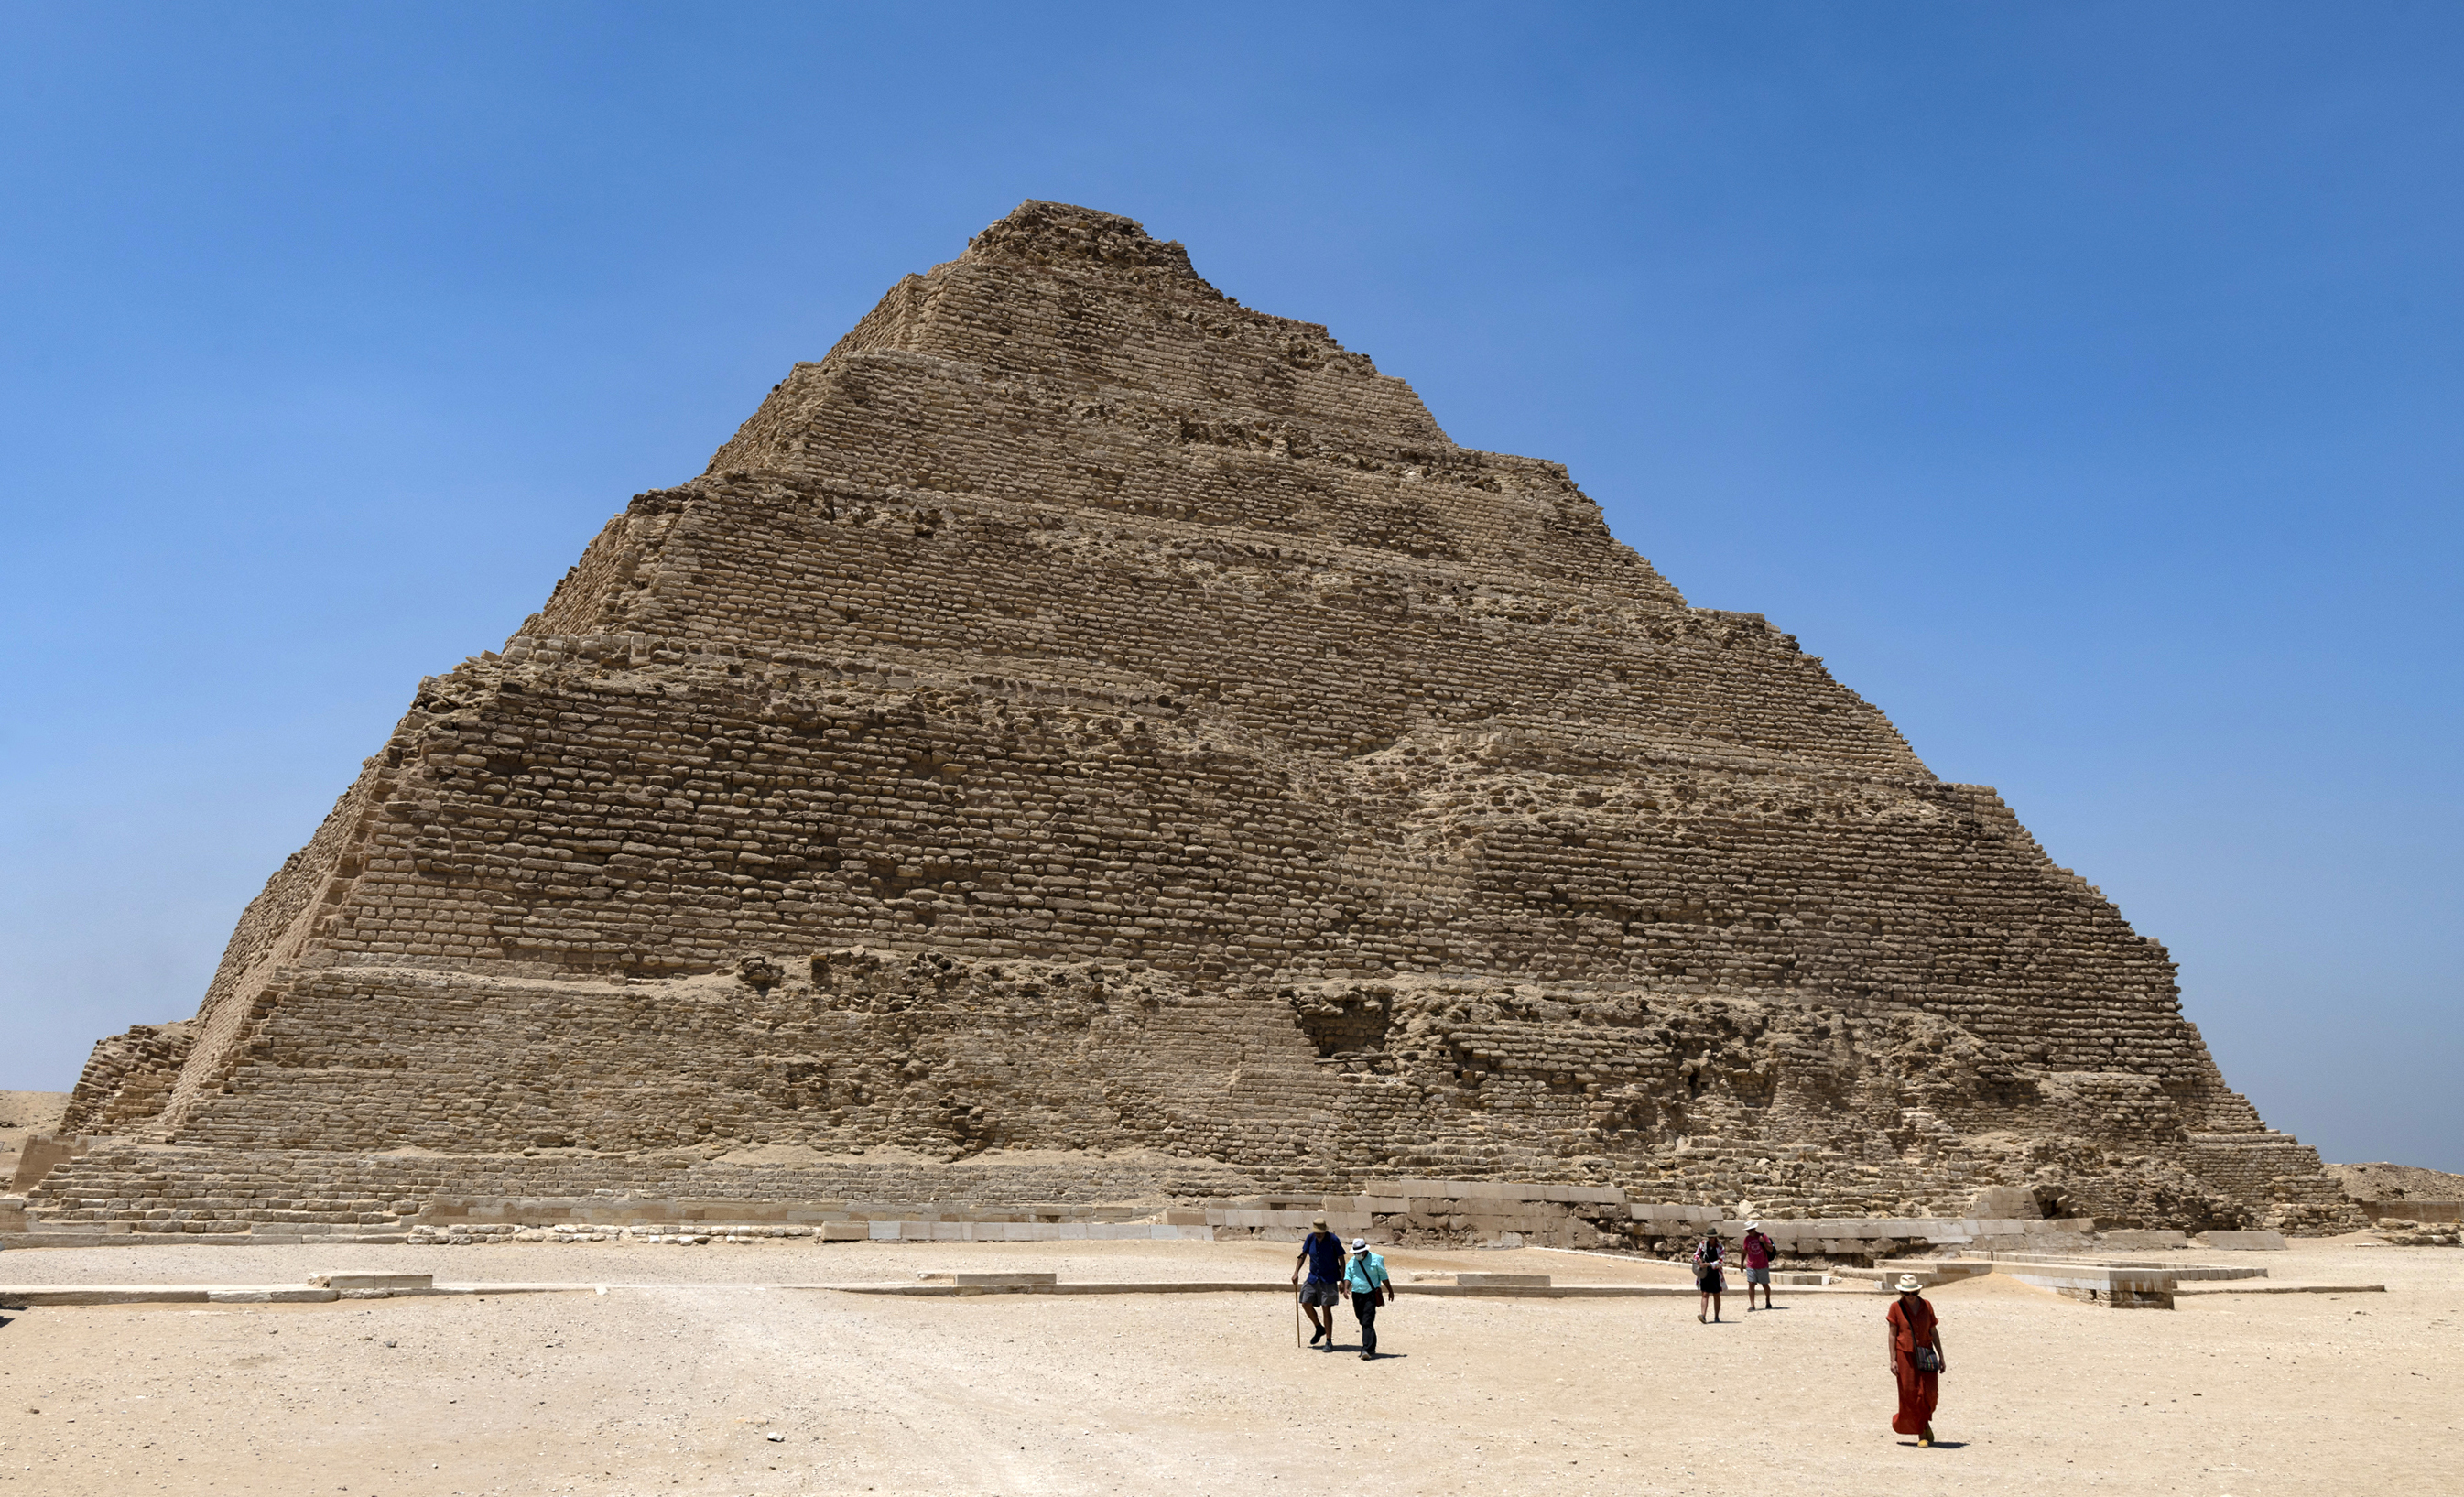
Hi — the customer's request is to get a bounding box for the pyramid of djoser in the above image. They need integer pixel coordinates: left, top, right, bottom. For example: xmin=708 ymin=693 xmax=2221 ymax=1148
xmin=42 ymin=202 xmax=2358 ymax=1245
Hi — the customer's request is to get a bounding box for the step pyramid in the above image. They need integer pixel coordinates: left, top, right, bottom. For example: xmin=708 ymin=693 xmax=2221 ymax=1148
xmin=49 ymin=201 xmax=2355 ymax=1237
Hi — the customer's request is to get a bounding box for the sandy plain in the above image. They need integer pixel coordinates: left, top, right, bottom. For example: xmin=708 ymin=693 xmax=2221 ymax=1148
xmin=0 ymin=1235 xmax=2454 ymax=1496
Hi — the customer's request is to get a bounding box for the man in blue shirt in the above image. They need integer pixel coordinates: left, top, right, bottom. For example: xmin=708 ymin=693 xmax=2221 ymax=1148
xmin=1343 ymin=1235 xmax=1393 ymax=1360
xmin=1291 ymin=1214 xmax=1346 ymax=1350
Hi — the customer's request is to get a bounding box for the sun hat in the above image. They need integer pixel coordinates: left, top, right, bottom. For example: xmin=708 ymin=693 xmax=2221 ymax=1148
xmin=1351 ymin=1237 xmax=1367 ymax=1250
xmin=1894 ymin=1274 xmax=1924 ymax=1293
xmin=1310 ymin=1214 xmax=1328 ymax=1228
xmin=1747 ymin=1220 xmax=1763 ymax=1230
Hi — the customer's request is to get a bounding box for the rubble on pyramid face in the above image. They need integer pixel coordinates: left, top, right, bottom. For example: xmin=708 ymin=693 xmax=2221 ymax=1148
xmin=960 ymin=200 xmax=1204 ymax=275
xmin=47 ymin=201 xmax=2361 ymax=1236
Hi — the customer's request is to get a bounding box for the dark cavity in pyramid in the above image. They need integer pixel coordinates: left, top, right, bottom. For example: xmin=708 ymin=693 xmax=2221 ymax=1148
xmin=43 ymin=201 xmax=2357 ymax=1241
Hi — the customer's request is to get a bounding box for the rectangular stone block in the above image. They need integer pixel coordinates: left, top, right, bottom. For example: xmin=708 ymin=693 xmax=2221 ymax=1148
xmin=0 ymin=1285 xmax=212 ymax=1305
xmin=917 ymin=1272 xmax=1057 ymax=1286
xmin=2199 ymin=1230 xmax=2288 ymax=1250
xmin=2100 ymin=1229 xmax=2189 ymax=1250
xmin=306 ymin=1272 xmax=433 ymax=1293
xmin=1449 ymin=1273 xmax=1550 ymax=1287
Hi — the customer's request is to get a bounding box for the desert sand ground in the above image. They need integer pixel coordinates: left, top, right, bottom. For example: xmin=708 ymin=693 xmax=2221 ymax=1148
xmin=0 ymin=1234 xmax=2454 ymax=1495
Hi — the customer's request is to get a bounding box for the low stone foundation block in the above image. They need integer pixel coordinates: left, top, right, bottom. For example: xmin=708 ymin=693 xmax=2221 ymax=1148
xmin=2199 ymin=1231 xmax=2288 ymax=1250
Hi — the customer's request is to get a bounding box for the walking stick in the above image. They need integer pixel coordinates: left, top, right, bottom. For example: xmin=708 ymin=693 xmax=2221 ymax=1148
xmin=1294 ymin=1284 xmax=1304 ymax=1348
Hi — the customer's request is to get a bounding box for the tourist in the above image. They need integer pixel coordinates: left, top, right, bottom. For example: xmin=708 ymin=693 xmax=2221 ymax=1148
xmin=1291 ymin=1214 xmax=1346 ymax=1350
xmin=1691 ymin=1229 xmax=1727 ymax=1322
xmin=1342 ymin=1235 xmax=1393 ymax=1360
xmin=1740 ymin=1220 xmax=1778 ymax=1310
xmin=1886 ymin=1273 xmax=1948 ymax=1447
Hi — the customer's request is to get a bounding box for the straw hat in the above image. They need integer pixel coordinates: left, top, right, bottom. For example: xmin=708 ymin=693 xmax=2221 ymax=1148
xmin=1310 ymin=1214 xmax=1329 ymax=1228
xmin=1894 ymin=1274 xmax=1925 ymax=1293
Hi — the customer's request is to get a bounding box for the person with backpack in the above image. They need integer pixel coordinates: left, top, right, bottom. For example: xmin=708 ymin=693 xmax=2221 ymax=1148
xmin=1886 ymin=1273 xmax=1948 ymax=1446
xmin=1691 ymin=1229 xmax=1727 ymax=1323
xmin=1341 ymin=1235 xmax=1394 ymax=1361
xmin=1290 ymin=1214 xmax=1346 ymax=1351
xmin=1740 ymin=1220 xmax=1779 ymax=1310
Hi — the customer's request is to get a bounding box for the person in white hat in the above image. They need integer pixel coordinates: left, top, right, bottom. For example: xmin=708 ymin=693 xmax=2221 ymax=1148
xmin=1886 ymin=1274 xmax=1948 ymax=1446
xmin=1341 ymin=1235 xmax=1393 ymax=1360
xmin=1740 ymin=1220 xmax=1778 ymax=1310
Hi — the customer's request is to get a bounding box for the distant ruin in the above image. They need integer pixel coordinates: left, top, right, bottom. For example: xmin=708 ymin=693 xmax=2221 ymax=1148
xmin=35 ymin=201 xmax=2360 ymax=1242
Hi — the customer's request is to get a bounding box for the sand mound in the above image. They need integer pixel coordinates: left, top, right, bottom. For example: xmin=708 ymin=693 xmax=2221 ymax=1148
xmin=2330 ymin=1161 xmax=2464 ymax=1201
xmin=1 ymin=1089 xmax=71 ymax=1182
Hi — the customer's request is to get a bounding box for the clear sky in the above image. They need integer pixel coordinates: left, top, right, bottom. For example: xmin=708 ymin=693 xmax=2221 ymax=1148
xmin=3 ymin=4 xmax=2456 ymax=1168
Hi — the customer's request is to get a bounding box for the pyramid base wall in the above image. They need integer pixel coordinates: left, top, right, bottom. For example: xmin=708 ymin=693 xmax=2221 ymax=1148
xmin=38 ymin=950 xmax=2362 ymax=1236
xmin=19 ymin=1144 xmax=2356 ymax=1253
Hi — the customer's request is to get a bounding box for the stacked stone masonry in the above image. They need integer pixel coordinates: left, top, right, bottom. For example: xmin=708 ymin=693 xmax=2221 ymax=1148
xmin=55 ymin=201 xmax=2357 ymax=1237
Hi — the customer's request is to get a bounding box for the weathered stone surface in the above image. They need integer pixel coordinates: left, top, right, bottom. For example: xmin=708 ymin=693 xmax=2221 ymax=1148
xmin=2198 ymin=1230 xmax=2288 ymax=1250
xmin=43 ymin=201 xmax=2359 ymax=1237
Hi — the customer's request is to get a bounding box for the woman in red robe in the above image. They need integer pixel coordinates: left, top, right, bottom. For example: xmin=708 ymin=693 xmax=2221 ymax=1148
xmin=1885 ymin=1274 xmax=1947 ymax=1446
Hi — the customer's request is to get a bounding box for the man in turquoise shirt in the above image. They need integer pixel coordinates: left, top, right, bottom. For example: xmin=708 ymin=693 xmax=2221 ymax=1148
xmin=1342 ymin=1236 xmax=1393 ymax=1360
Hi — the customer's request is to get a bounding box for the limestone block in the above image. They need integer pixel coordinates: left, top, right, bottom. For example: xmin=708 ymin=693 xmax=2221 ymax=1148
xmin=918 ymin=1272 xmax=1056 ymax=1286
xmin=1965 ymin=1186 xmax=2040 ymax=1219
xmin=2100 ymin=1229 xmax=2190 ymax=1250
xmin=0 ymin=1285 xmax=211 ymax=1306
xmin=1448 ymin=1273 xmax=1550 ymax=1287
xmin=307 ymin=1272 xmax=434 ymax=1293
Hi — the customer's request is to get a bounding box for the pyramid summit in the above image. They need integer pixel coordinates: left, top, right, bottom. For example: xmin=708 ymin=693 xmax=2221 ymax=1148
xmin=38 ymin=201 xmax=2355 ymax=1243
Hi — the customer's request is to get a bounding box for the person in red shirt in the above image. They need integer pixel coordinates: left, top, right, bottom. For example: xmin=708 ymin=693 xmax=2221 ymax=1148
xmin=1886 ymin=1274 xmax=1948 ymax=1446
xmin=1740 ymin=1220 xmax=1778 ymax=1310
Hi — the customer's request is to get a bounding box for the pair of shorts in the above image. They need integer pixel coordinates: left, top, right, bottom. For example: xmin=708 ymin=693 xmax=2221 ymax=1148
xmin=1744 ymin=1267 xmax=1772 ymax=1285
xmin=1300 ymin=1279 xmax=1342 ymax=1307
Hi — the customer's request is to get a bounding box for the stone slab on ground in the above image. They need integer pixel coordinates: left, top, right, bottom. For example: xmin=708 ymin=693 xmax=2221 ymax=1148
xmin=0 ymin=1285 xmax=214 ymax=1306
xmin=1444 ymin=1272 xmax=1550 ymax=1287
xmin=2198 ymin=1231 xmax=2289 ymax=1250
xmin=307 ymin=1271 xmax=434 ymax=1292
xmin=2099 ymin=1229 xmax=2191 ymax=1249
xmin=2174 ymin=1281 xmax=2386 ymax=1296
xmin=1864 ymin=1260 xmax=1995 ymax=1289
xmin=0 ymin=1277 xmax=594 ymax=1307
xmin=915 ymin=1272 xmax=1056 ymax=1286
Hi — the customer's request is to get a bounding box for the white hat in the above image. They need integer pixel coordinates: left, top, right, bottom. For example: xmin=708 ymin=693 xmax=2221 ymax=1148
xmin=1351 ymin=1237 xmax=1368 ymax=1250
xmin=1748 ymin=1220 xmax=1763 ymax=1230
xmin=1894 ymin=1274 xmax=1924 ymax=1293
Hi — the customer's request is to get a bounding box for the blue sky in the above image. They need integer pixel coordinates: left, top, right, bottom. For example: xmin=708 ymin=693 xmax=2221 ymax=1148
xmin=3 ymin=4 xmax=2456 ymax=1168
